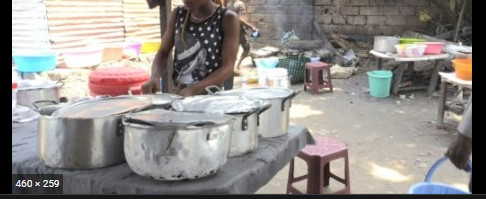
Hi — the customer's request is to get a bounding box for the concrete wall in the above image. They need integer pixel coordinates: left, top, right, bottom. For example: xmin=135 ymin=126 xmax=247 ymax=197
xmin=243 ymin=0 xmax=439 ymax=46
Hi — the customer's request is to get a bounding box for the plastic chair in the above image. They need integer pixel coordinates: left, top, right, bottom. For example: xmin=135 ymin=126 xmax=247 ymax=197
xmin=287 ymin=136 xmax=350 ymax=194
xmin=304 ymin=62 xmax=333 ymax=94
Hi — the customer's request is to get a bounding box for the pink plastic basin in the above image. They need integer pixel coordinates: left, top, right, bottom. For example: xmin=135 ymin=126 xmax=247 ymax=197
xmin=415 ymin=42 xmax=445 ymax=55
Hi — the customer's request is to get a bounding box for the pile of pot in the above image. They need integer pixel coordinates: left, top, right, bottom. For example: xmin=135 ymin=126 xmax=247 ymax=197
xmin=35 ymin=87 xmax=298 ymax=181
xmin=36 ymin=94 xmax=182 ymax=169
xmin=122 ymin=94 xmax=271 ymax=180
xmin=206 ymin=86 xmax=298 ymax=138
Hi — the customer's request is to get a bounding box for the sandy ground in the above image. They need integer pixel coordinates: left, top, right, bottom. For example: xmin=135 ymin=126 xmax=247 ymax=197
xmin=26 ymin=51 xmax=471 ymax=194
xmin=250 ymin=65 xmax=471 ymax=194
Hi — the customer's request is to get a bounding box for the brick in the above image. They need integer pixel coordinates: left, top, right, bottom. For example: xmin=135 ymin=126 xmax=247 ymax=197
xmin=375 ymin=26 xmax=396 ymax=35
xmin=350 ymin=0 xmax=369 ymax=6
xmin=399 ymin=6 xmax=415 ymax=15
xmin=367 ymin=16 xmax=386 ymax=25
xmin=384 ymin=0 xmax=400 ymax=5
xmin=406 ymin=16 xmax=427 ymax=28
xmin=339 ymin=25 xmax=357 ymax=34
xmin=347 ymin=16 xmax=366 ymax=25
xmin=385 ymin=16 xmax=407 ymax=25
xmin=332 ymin=14 xmax=346 ymax=24
xmin=341 ymin=6 xmax=359 ymax=15
xmin=382 ymin=6 xmax=400 ymax=15
xmin=322 ymin=24 xmax=339 ymax=33
xmin=298 ymin=0 xmax=313 ymax=5
xmin=369 ymin=0 xmax=385 ymax=5
xmin=333 ymin=0 xmax=350 ymax=6
xmin=356 ymin=25 xmax=378 ymax=35
xmin=408 ymin=0 xmax=429 ymax=6
xmin=315 ymin=6 xmax=338 ymax=15
xmin=315 ymin=0 xmax=332 ymax=6
xmin=360 ymin=6 xmax=380 ymax=15
xmin=316 ymin=15 xmax=333 ymax=24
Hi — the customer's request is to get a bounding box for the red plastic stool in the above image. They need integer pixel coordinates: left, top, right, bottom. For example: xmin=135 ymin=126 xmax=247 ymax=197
xmin=304 ymin=62 xmax=333 ymax=94
xmin=287 ymin=136 xmax=350 ymax=194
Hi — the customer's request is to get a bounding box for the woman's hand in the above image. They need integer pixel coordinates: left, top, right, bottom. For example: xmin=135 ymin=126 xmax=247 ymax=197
xmin=177 ymin=86 xmax=197 ymax=97
xmin=141 ymin=78 xmax=160 ymax=94
xmin=446 ymin=133 xmax=472 ymax=171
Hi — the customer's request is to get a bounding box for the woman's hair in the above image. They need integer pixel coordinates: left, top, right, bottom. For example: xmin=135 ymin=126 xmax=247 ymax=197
xmin=180 ymin=0 xmax=223 ymax=48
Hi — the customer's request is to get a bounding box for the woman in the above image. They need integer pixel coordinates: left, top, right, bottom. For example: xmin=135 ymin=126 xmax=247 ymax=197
xmin=142 ymin=0 xmax=239 ymax=96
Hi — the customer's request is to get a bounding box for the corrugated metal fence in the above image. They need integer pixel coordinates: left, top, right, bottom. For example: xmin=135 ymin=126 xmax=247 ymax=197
xmin=12 ymin=0 xmax=51 ymax=51
xmin=12 ymin=0 xmax=161 ymax=53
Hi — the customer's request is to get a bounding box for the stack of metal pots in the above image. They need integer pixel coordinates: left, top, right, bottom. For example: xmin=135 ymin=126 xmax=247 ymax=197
xmin=35 ymin=87 xmax=297 ymax=181
xmin=171 ymin=95 xmax=271 ymax=157
xmin=36 ymin=94 xmax=181 ymax=169
xmin=208 ymin=87 xmax=298 ymax=138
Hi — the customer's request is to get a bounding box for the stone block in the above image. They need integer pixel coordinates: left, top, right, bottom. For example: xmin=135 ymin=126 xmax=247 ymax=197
xmin=360 ymin=6 xmax=380 ymax=15
xmin=385 ymin=16 xmax=407 ymax=25
xmin=333 ymin=0 xmax=350 ymax=6
xmin=382 ymin=6 xmax=400 ymax=15
xmin=347 ymin=16 xmax=366 ymax=25
xmin=332 ymin=14 xmax=346 ymax=24
xmin=367 ymin=16 xmax=386 ymax=25
xmin=341 ymin=6 xmax=359 ymax=15
xmin=315 ymin=0 xmax=332 ymax=6
xmin=399 ymin=6 xmax=416 ymax=16
xmin=350 ymin=0 xmax=369 ymax=6
xmin=322 ymin=24 xmax=339 ymax=33
xmin=339 ymin=25 xmax=357 ymax=34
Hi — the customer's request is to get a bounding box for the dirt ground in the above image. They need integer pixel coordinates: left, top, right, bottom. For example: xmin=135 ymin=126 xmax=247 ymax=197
xmin=250 ymin=64 xmax=471 ymax=194
xmin=28 ymin=52 xmax=471 ymax=194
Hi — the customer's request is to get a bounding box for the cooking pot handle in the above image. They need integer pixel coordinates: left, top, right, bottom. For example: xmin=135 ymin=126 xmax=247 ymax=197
xmin=281 ymin=90 xmax=301 ymax=111
xmin=256 ymin=102 xmax=271 ymax=126
xmin=205 ymin=85 xmax=222 ymax=95
xmin=116 ymin=119 xmax=124 ymax=137
xmin=258 ymin=103 xmax=272 ymax=115
xmin=56 ymin=82 xmax=65 ymax=88
xmin=32 ymin=100 xmax=58 ymax=110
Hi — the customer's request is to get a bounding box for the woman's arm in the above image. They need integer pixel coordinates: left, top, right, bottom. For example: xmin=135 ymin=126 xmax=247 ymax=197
xmin=239 ymin=16 xmax=256 ymax=31
xmin=179 ymin=9 xmax=240 ymax=96
xmin=142 ymin=7 xmax=179 ymax=94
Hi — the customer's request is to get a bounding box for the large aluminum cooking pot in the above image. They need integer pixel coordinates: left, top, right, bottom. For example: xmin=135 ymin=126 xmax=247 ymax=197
xmin=123 ymin=109 xmax=234 ymax=181
xmin=374 ymin=36 xmax=400 ymax=53
xmin=209 ymin=87 xmax=298 ymax=138
xmin=37 ymin=96 xmax=153 ymax=169
xmin=17 ymin=79 xmax=62 ymax=109
xmin=172 ymin=95 xmax=271 ymax=157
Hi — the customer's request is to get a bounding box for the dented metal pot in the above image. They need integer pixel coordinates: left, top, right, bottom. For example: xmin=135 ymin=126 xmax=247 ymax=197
xmin=122 ymin=110 xmax=234 ymax=181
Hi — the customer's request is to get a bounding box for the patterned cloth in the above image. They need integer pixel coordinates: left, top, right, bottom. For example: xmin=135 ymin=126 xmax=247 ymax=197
xmin=172 ymin=6 xmax=227 ymax=88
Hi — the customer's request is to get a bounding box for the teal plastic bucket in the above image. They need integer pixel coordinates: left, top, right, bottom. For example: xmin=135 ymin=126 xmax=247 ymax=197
xmin=367 ymin=70 xmax=393 ymax=98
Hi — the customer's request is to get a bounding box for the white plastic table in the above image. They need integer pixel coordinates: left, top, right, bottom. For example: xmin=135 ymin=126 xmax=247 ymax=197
xmin=436 ymin=72 xmax=472 ymax=129
xmin=369 ymin=50 xmax=450 ymax=96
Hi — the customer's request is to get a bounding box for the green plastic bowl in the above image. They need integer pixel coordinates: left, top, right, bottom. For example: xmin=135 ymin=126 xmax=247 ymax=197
xmin=400 ymin=38 xmax=425 ymax=44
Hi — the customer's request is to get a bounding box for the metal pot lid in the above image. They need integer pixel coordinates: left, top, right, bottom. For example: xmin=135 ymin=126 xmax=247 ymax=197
xmin=17 ymin=79 xmax=58 ymax=90
xmin=51 ymin=96 xmax=152 ymax=118
xmin=172 ymin=95 xmax=264 ymax=114
xmin=146 ymin=93 xmax=183 ymax=106
xmin=124 ymin=109 xmax=233 ymax=127
xmin=218 ymin=88 xmax=294 ymax=100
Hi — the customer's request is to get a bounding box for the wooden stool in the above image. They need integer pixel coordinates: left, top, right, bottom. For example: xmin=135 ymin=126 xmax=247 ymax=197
xmin=287 ymin=136 xmax=350 ymax=194
xmin=304 ymin=62 xmax=333 ymax=94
